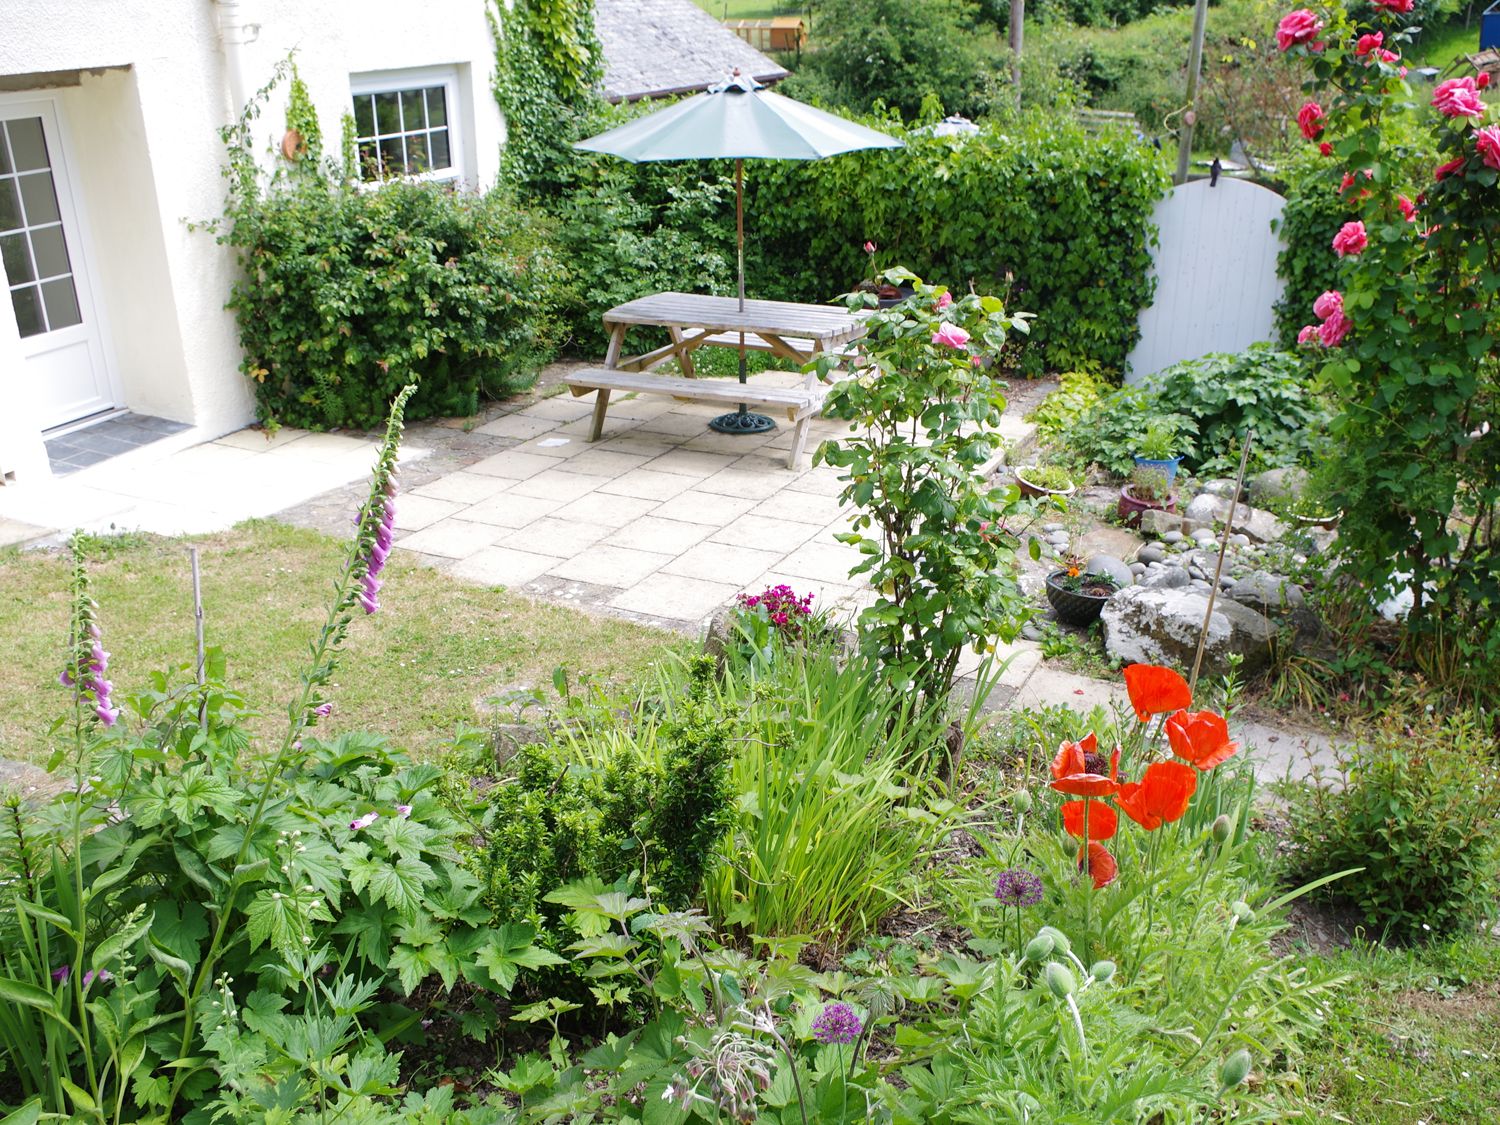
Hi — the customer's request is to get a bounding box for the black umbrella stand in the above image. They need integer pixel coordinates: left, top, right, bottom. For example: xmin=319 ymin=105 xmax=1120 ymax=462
xmin=710 ymin=158 xmax=775 ymax=435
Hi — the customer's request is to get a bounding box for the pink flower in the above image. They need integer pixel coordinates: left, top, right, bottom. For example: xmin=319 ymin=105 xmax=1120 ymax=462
xmin=863 ymin=241 xmax=876 ymax=254
xmin=1319 ymin=141 xmax=1334 ymax=157
xmin=1477 ymin=125 xmax=1500 ymax=170
xmin=1373 ymin=0 xmax=1413 ymax=11
xmin=395 ymin=804 xmax=412 ymax=819
xmin=349 ymin=811 xmax=379 ymax=831
xmin=313 ymin=702 xmax=332 ymax=718
xmin=931 ymin=323 xmax=971 ymax=349
xmin=1355 ymin=31 xmax=1383 ymax=57
xmin=1332 ymin=220 xmax=1368 ymax=257
xmin=1376 ymin=49 xmax=1401 ymax=66
xmin=1313 ymin=290 xmax=1343 ymax=320
xmin=1297 ymin=101 xmax=1325 ymax=141
xmin=1435 ymin=157 xmax=1466 ymax=181
xmin=1297 ymin=324 xmax=1320 ymax=346
xmin=1433 ymin=77 xmax=1485 ymax=119
xmin=935 ymin=291 xmax=953 ymax=310
xmin=1276 ymin=9 xmax=1324 ymax=51
xmin=1398 ymin=195 xmax=1417 ymax=222
xmin=1318 ymin=310 xmax=1352 ymax=347
xmin=1481 ymin=73 xmax=1493 ymax=90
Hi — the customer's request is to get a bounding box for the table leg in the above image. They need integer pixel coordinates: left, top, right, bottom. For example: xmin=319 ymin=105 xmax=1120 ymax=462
xmin=604 ymin=323 xmax=625 ymax=369
xmin=589 ymin=389 xmax=612 ymax=442
xmin=669 ymin=326 xmax=697 ymax=379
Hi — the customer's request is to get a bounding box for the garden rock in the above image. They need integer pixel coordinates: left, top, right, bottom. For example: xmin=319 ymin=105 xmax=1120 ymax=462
xmin=1138 ymin=545 xmax=1165 ymax=564
xmin=1140 ymin=566 xmax=1192 ymax=590
xmin=1101 ymin=585 xmax=1276 ymax=677
xmin=1086 ymin=554 xmax=1134 ymax=589
xmin=1200 ymin=478 xmax=1240 ymax=499
xmin=1178 ymin=493 xmax=1289 ymax=544
xmin=1247 ymin=466 xmax=1310 ymax=506
xmin=1184 ymin=494 xmax=1223 ymax=523
xmin=494 ymin=722 xmax=547 ymax=767
xmin=1228 ymin=571 xmax=1306 ymax=613
xmin=703 ymin=605 xmax=739 ymax=672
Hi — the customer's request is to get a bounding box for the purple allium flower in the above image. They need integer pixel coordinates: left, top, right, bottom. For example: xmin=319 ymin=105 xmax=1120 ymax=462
xmin=994 ymin=868 xmax=1045 ymax=908
xmin=810 ymin=1001 xmax=863 ymax=1045
xmin=349 ymin=812 xmax=379 ymax=831
xmin=395 ymin=804 xmax=412 ymax=819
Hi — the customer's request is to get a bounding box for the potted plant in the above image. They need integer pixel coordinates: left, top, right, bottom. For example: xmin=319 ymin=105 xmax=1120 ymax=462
xmin=1134 ymin=419 xmax=1185 ymax=485
xmin=1045 ymin=555 xmax=1120 ymax=626
xmin=1118 ymin=465 xmax=1178 ymax=528
xmin=1014 ymin=464 xmax=1077 ymax=500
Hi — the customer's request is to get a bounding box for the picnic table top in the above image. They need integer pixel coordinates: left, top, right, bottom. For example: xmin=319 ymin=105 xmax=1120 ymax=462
xmin=603 ymin=292 xmax=866 ymax=345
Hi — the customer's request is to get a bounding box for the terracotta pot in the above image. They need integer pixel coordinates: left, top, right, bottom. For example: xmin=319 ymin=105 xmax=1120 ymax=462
xmin=1117 ymin=483 xmax=1178 ymax=529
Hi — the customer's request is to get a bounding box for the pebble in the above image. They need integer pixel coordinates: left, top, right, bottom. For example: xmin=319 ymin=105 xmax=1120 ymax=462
xmin=1130 ymin=562 xmax=1147 ymax=576
xmin=1190 ymin=528 xmax=1217 ymax=544
xmin=1190 ymin=579 xmax=1212 ymax=592
xmin=1229 ymin=534 xmax=1251 ymax=548
xmin=1021 ymin=622 xmax=1043 ymax=641
xmin=1162 ymin=530 xmax=1184 ymax=544
xmin=1138 ymin=545 xmax=1165 ymax=563
xmin=1043 ymin=523 xmax=1065 ymax=533
xmin=1219 ymin=576 xmax=1236 ymax=589
xmin=1046 ymin=534 xmax=1069 ymax=547
xmin=1189 ymin=566 xmax=1208 ymax=580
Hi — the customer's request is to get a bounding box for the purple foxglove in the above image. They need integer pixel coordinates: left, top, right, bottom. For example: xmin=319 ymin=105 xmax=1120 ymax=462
xmin=313 ymin=703 xmax=332 ymax=718
xmin=358 ymin=591 xmax=380 ymax=616
xmin=95 ymin=703 xmax=119 ymax=728
xmin=395 ymin=804 xmax=412 ymax=819
xmin=59 ymin=669 xmax=74 ymax=687
xmin=349 ymin=811 xmax=378 ymax=831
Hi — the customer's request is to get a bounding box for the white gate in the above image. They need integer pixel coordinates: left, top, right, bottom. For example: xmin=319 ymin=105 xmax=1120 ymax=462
xmin=1125 ymin=177 xmax=1287 ymax=384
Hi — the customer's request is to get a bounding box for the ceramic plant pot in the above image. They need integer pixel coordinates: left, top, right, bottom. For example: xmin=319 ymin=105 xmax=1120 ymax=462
xmin=1045 ymin=571 xmax=1117 ymax=626
xmin=1117 ymin=484 xmax=1179 ymax=529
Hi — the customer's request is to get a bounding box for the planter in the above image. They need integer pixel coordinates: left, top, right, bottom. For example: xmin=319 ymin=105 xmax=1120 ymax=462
xmin=1117 ymin=483 xmax=1178 ymax=529
xmin=875 ymin=284 xmax=916 ymax=309
xmin=1045 ymin=571 xmax=1117 ymax=626
xmin=1292 ymin=509 xmax=1343 ymax=531
xmin=1133 ymin=455 xmax=1182 ymax=486
xmin=1014 ymin=467 xmax=1077 ymax=500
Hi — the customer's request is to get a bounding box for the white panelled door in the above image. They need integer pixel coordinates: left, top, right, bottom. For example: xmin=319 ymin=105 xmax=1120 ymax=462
xmin=0 ymin=99 xmax=116 ymax=429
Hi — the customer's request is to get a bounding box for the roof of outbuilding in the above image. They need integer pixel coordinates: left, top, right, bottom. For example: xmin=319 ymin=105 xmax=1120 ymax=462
xmin=594 ymin=0 xmax=791 ymax=103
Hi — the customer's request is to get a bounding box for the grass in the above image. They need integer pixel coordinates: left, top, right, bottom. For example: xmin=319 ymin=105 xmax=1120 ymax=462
xmin=1413 ymin=14 xmax=1483 ymax=72
xmin=691 ymin=0 xmax=808 ymax=21
xmin=1285 ymin=933 xmax=1500 ymax=1123
xmin=0 ymin=522 xmax=687 ymax=765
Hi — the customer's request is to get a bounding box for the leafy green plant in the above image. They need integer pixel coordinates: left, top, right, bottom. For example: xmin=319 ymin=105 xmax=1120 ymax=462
xmin=1127 ymin=465 xmax=1171 ymax=503
xmin=1026 ymin=367 xmax=1111 ymax=440
xmin=1016 ymin=464 xmax=1075 ymax=492
xmin=1136 ymin=418 xmax=1179 ymax=460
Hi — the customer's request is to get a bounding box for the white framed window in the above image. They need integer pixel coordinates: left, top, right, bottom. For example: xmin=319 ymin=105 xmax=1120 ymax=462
xmin=349 ymin=67 xmax=464 ymax=184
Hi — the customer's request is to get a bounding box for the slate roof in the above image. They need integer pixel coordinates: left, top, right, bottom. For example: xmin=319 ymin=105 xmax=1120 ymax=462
xmin=594 ymin=0 xmax=791 ymax=103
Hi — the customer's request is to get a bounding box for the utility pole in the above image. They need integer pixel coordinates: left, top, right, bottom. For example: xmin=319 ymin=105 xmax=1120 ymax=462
xmin=1175 ymin=0 xmax=1210 ymax=184
xmin=1010 ymin=0 xmax=1024 ymax=111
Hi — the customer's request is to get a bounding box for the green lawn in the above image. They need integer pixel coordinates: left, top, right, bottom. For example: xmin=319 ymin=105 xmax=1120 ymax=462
xmin=691 ymin=0 xmax=808 ymax=22
xmin=1413 ymin=15 xmax=1483 ymax=71
xmin=0 ymin=523 xmax=687 ymax=765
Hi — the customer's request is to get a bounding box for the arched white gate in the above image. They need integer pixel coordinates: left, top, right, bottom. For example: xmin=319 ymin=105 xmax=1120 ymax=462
xmin=1125 ymin=177 xmax=1287 ymax=384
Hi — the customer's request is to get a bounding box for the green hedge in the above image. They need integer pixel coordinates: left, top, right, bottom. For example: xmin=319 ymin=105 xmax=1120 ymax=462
xmin=225 ymin=180 xmax=564 ymax=430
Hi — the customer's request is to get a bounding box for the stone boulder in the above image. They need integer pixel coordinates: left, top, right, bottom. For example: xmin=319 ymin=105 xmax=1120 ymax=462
xmin=1139 ymin=509 xmax=1210 ymax=538
xmin=1101 ymin=586 xmax=1276 ymax=677
xmin=1175 ymin=493 xmax=1288 ymax=544
xmin=1086 ymin=554 xmax=1134 ymax=589
xmin=1247 ymin=466 xmax=1310 ymax=506
xmin=1228 ymin=571 xmax=1305 ymax=612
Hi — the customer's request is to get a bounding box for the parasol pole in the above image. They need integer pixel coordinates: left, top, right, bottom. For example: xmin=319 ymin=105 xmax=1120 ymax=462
xmin=737 ymin=158 xmax=747 ymax=398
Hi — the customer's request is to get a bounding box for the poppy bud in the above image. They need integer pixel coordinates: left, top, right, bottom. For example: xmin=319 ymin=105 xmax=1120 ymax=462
xmin=1220 ymin=1048 xmax=1252 ymax=1090
xmin=1010 ymin=790 xmax=1034 ymax=814
xmin=1211 ymin=814 xmax=1233 ymax=844
xmin=1090 ymin=959 xmax=1116 ymax=983
xmin=1044 ymin=962 xmax=1077 ymax=999
xmin=1038 ymin=926 xmax=1071 ymax=956
xmin=1231 ymin=901 xmax=1253 ymax=923
xmin=1024 ymin=933 xmax=1054 ymax=963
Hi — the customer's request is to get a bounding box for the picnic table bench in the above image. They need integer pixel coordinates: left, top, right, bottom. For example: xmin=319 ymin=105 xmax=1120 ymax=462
xmin=562 ymin=292 xmax=867 ymax=469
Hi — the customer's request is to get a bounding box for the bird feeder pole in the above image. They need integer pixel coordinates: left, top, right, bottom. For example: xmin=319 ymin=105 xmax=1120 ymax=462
xmin=1175 ymin=0 xmax=1211 ymax=185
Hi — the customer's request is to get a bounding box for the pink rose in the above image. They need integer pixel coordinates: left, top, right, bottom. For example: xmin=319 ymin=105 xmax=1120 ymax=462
xmin=1355 ymin=31 xmax=1383 ymax=57
xmin=1332 ymin=220 xmax=1368 ymax=257
xmin=932 ymin=324 xmax=971 ymax=349
xmin=1480 ymin=73 xmax=1493 ymax=90
xmin=863 ymin=241 xmax=876 ymax=254
xmin=1276 ymin=9 xmax=1324 ymax=52
xmin=1433 ymin=77 xmax=1485 ymax=119
xmin=1313 ymin=290 xmax=1343 ymax=321
xmin=1435 ymin=157 xmax=1466 ymax=181
xmin=1319 ymin=141 xmax=1334 ymax=157
xmin=1373 ymin=0 xmax=1413 ymax=11
xmin=1318 ymin=310 xmax=1352 ymax=347
xmin=1398 ymin=194 xmax=1417 ymax=222
xmin=1477 ymin=125 xmax=1500 ymax=170
xmin=1376 ymin=49 xmax=1401 ymax=65
xmin=1297 ymin=101 xmax=1325 ymax=141
xmin=935 ymin=291 xmax=953 ymax=310
xmin=1297 ymin=324 xmax=1321 ymax=346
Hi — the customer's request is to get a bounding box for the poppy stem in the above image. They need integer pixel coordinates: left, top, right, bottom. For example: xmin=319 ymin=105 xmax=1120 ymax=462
xmin=1131 ymin=829 xmax=1160 ymax=979
xmin=1081 ymin=798 xmax=1092 ymax=955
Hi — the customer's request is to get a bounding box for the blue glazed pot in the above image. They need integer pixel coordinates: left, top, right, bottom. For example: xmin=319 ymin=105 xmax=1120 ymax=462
xmin=1133 ymin=456 xmax=1181 ymax=485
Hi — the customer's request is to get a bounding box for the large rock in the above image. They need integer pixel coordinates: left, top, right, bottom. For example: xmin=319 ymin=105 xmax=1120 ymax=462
xmin=1086 ymin=554 xmax=1134 ymax=589
xmin=1101 ymin=585 xmax=1276 ymax=677
xmin=1183 ymin=493 xmax=1224 ymax=523
xmin=1228 ymin=571 xmax=1305 ymax=612
xmin=1139 ymin=509 xmax=1210 ymax=538
xmin=1174 ymin=493 xmax=1288 ymax=544
xmin=1247 ymin=466 xmax=1310 ymax=506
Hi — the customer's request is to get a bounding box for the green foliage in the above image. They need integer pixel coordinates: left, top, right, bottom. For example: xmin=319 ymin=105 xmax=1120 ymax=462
xmin=1284 ymin=704 xmax=1500 ymax=942
xmin=218 ymin=64 xmax=563 ymax=430
xmin=817 ymin=273 xmax=1034 ymax=712
xmin=1272 ymin=150 xmax=1358 ymax=347
xmin=1026 ymin=367 xmax=1111 ymax=440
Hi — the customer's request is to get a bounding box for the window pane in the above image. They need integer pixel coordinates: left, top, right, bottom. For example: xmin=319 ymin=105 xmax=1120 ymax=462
xmin=406 ymin=133 xmax=428 ymax=174
xmin=357 ymin=141 xmax=379 ymax=181
xmin=18 ymin=171 xmax=60 ymax=226
xmin=41 ymin=276 xmax=81 ymax=329
xmin=378 ymin=137 xmax=403 ymax=177
xmin=6 ymin=117 xmax=47 ymax=172
xmin=353 ymin=94 xmax=375 ymax=138
xmin=30 ymin=224 xmax=70 ymax=279
xmin=0 ymin=179 xmax=20 ymax=232
xmin=428 ymin=128 xmax=451 ymax=170
xmin=1 ymin=231 xmax=33 ymax=282
xmin=10 ymin=283 xmax=43 ymax=337
xmin=401 ymin=89 xmax=425 ymax=131
xmin=0 ymin=127 xmax=11 ymax=176
xmin=426 ymin=87 xmax=447 ymax=127
xmin=375 ymin=92 xmax=400 ymax=135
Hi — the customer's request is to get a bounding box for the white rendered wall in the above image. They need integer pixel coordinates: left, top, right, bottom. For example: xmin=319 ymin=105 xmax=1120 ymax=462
xmin=0 ymin=1 xmax=505 ymax=461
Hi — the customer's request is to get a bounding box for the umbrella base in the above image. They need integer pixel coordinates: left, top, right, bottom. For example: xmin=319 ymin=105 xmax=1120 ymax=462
xmin=709 ymin=408 xmax=776 ymax=435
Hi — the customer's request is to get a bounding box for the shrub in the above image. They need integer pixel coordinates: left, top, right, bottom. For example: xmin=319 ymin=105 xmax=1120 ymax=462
xmin=1284 ymin=703 xmax=1500 ymax=941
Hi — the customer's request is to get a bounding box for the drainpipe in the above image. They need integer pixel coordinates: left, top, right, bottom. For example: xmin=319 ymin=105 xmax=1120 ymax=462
xmin=214 ymin=0 xmax=261 ymax=118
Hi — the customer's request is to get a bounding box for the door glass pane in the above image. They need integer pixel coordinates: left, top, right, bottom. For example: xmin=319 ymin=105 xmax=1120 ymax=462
xmin=353 ymin=94 xmax=375 ymax=138
xmin=426 ymin=87 xmax=447 ymax=127
xmin=375 ymin=92 xmax=400 ymax=135
xmin=30 ymin=225 xmax=70 ymax=279
xmin=10 ymin=284 xmax=43 ymax=336
xmin=6 ymin=118 xmax=47 ymax=172
xmin=0 ymin=179 xmax=19 ymax=232
xmin=428 ymin=129 xmax=451 ymax=170
xmin=401 ymin=90 xmax=425 ymax=130
xmin=41 ymin=276 xmax=81 ymax=329
xmin=18 ymin=171 xmax=61 ymax=226
xmin=1 ymin=231 xmax=33 ymax=282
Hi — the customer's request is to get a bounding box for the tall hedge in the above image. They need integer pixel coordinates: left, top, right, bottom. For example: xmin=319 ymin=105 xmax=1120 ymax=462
xmin=744 ymin=116 xmax=1170 ymax=376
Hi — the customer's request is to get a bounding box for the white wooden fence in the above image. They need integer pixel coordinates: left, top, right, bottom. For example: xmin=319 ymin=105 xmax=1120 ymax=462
xmin=1125 ymin=177 xmax=1288 ymax=384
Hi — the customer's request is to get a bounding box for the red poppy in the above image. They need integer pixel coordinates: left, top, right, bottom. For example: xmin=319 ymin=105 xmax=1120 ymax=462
xmin=1165 ymin=710 xmax=1240 ymax=770
xmin=1050 ymin=735 xmax=1120 ymax=797
xmin=1123 ymin=664 xmax=1192 ymax=722
xmin=1061 ymin=800 xmax=1118 ymax=840
xmin=1078 ymin=841 xmax=1118 ymax=889
xmin=1115 ymin=760 xmax=1198 ymax=830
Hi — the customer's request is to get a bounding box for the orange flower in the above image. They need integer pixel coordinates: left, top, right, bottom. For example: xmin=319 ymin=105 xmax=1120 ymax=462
xmin=1165 ymin=709 xmax=1240 ymax=770
xmin=1061 ymin=800 xmax=1117 ymax=839
xmin=1124 ymin=664 xmax=1192 ymax=722
xmin=1115 ymin=760 xmax=1198 ymax=830
xmin=1050 ymin=734 xmax=1120 ymax=797
xmin=1078 ymin=841 xmax=1118 ymax=889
